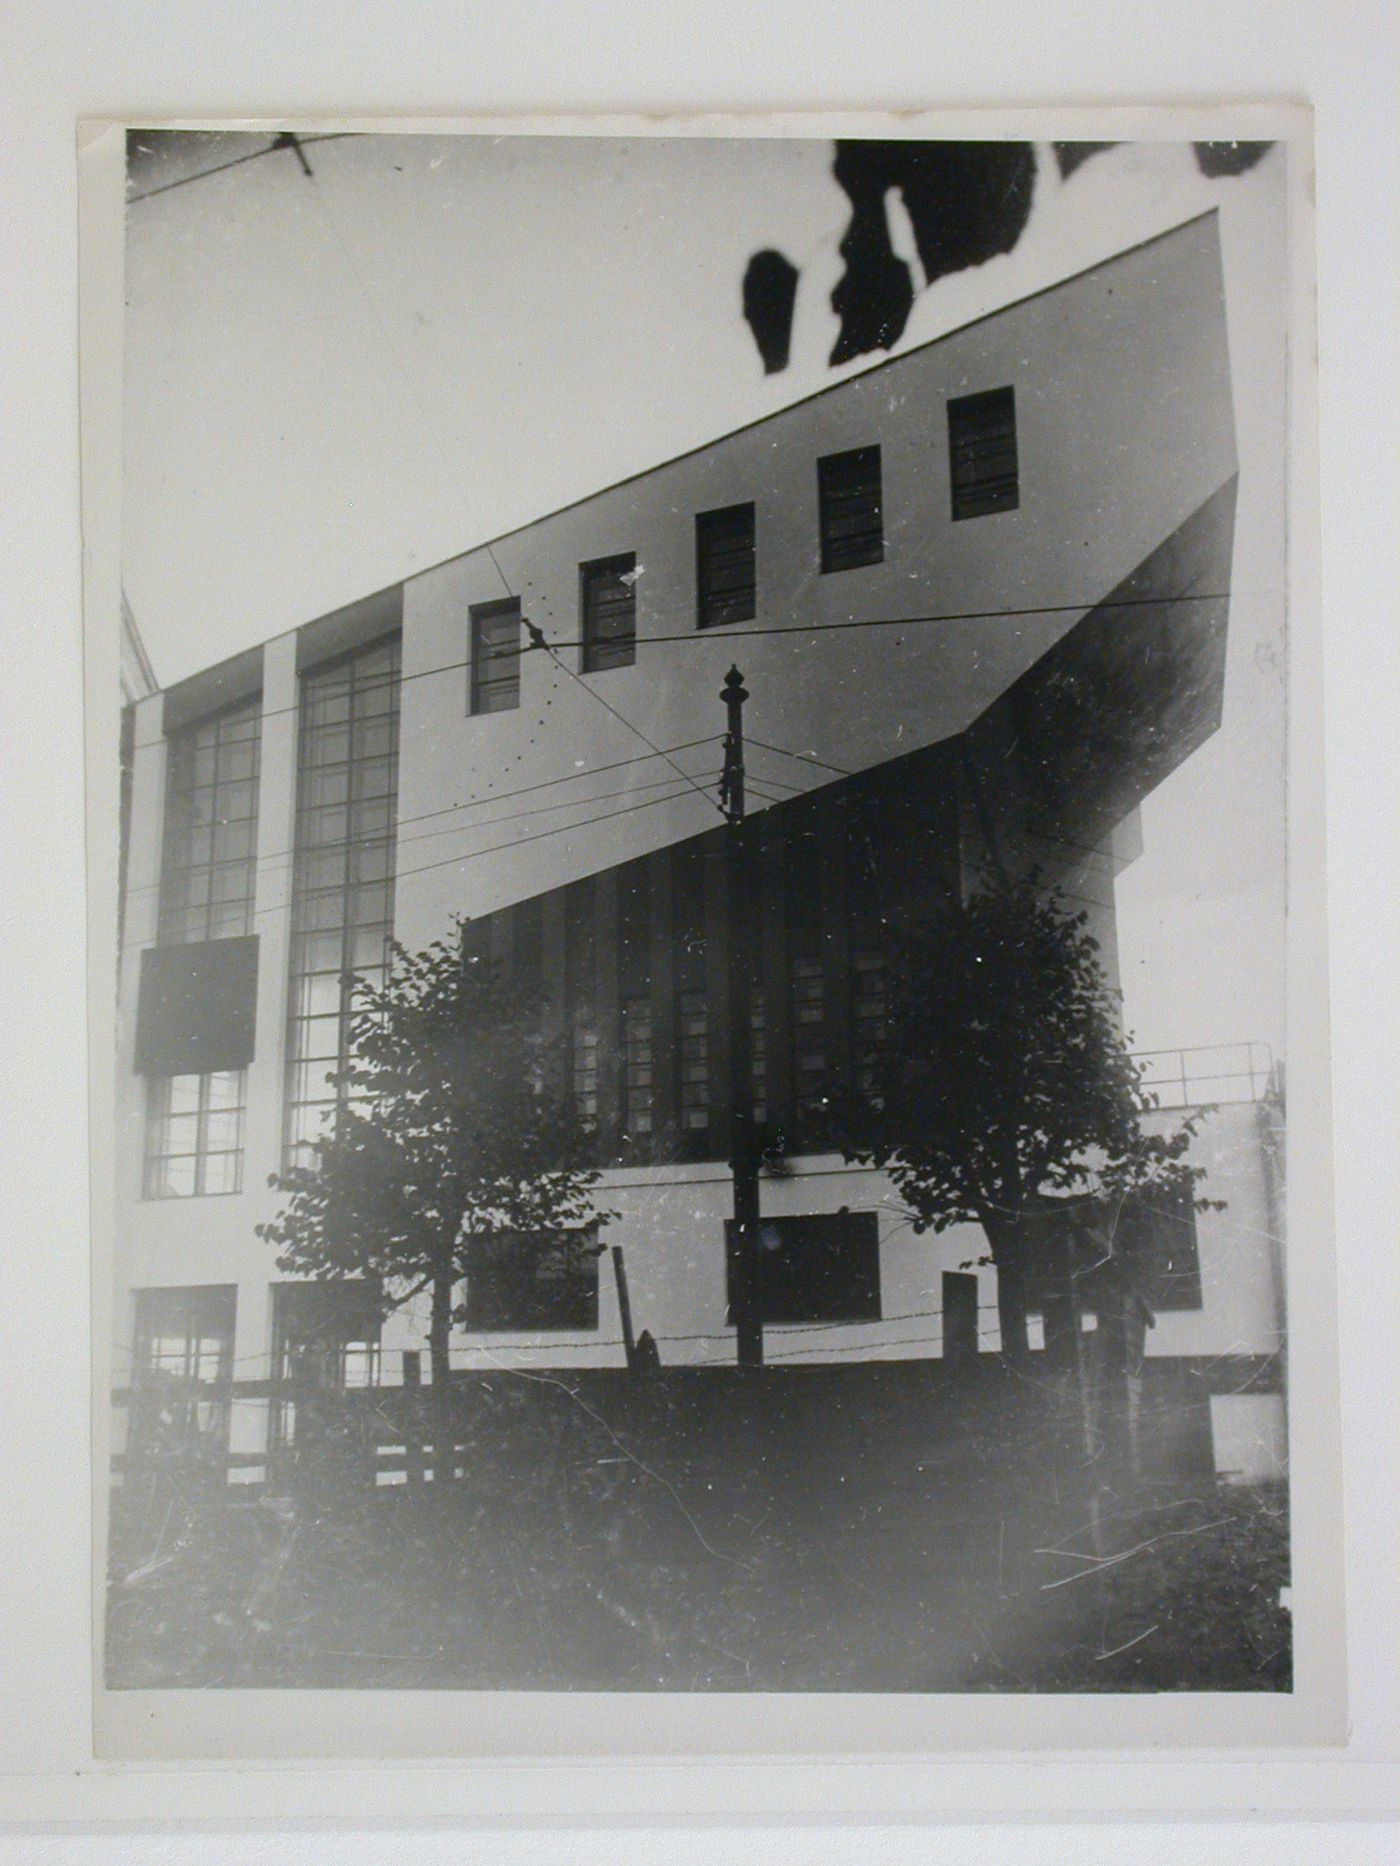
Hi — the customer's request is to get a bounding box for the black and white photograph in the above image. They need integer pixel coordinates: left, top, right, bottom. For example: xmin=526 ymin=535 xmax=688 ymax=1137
xmin=93 ymin=118 xmax=1318 ymax=1738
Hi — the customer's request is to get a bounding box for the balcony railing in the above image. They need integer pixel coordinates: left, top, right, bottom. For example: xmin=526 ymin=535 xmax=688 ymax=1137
xmin=1131 ymin=1041 xmax=1275 ymax=1109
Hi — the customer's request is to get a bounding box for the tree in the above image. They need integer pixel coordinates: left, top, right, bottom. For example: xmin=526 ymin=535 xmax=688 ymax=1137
xmin=829 ymin=877 xmax=1208 ymax=1370
xmin=256 ymin=925 xmax=608 ymax=1480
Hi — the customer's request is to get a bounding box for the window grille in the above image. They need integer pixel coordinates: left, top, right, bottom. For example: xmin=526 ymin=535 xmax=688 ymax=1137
xmin=791 ymin=956 xmax=828 ymax=1112
xmin=621 ymin=996 xmax=654 ymax=1140
xmin=696 ymin=502 xmax=756 ymax=629
xmin=948 ymin=385 xmax=1019 ymax=520
xmin=818 ymin=446 xmax=883 ymax=573
xmin=678 ymin=988 xmax=710 ymax=1131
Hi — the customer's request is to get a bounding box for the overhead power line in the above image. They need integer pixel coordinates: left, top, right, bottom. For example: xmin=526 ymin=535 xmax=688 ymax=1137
xmin=127 ymin=588 xmax=1228 ymax=759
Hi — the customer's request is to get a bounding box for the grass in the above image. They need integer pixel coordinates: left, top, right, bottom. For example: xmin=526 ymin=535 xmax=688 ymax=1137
xmin=105 ymin=1366 xmax=1290 ymax=1692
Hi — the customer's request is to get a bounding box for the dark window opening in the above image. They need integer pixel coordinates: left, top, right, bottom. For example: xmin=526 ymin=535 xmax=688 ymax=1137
xmin=268 ymin=1281 xmax=382 ymax=1455
xmin=818 ymin=445 xmax=883 ymax=573
xmin=726 ymin=1211 xmax=881 ymax=1325
xmin=470 ymin=598 xmax=522 ymax=713
xmin=463 ymin=1231 xmax=600 ymax=1332
xmin=581 ymin=553 xmax=637 ymax=672
xmin=948 ymin=385 xmax=1019 ymax=520
xmin=696 ymin=502 xmax=756 ymax=629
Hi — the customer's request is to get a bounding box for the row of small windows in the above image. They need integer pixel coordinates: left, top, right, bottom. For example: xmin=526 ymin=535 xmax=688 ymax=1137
xmin=468 ymin=385 xmax=1019 ymax=710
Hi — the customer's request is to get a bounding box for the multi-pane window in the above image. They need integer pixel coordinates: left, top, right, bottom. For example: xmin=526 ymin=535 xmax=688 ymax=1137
xmin=791 ymin=956 xmax=828 ymax=1113
xmin=678 ymin=989 xmax=710 ymax=1133
xmin=129 ymin=1285 xmax=236 ymax=1463
xmin=696 ymin=502 xmax=756 ymax=630
xmin=158 ymin=697 xmax=261 ymax=944
xmin=470 ymin=598 xmax=521 ymax=714
xmin=621 ymin=996 xmax=654 ymax=1142
xmin=144 ymin=1069 xmax=246 ymax=1198
xmin=948 ymin=385 xmax=1019 ymax=520
xmin=284 ymin=636 xmax=400 ymax=1169
xmin=571 ymin=1007 xmax=599 ymax=1127
xmin=268 ymin=1281 xmax=381 ymax=1455
xmin=818 ymin=445 xmax=883 ymax=573
xmin=580 ymin=553 xmax=637 ymax=672
xmin=750 ymin=986 xmax=768 ymax=1126
xmin=851 ymin=951 xmax=888 ymax=1098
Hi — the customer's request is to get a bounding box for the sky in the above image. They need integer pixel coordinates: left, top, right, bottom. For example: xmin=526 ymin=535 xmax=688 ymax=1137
xmin=120 ymin=130 xmax=1288 ymax=1062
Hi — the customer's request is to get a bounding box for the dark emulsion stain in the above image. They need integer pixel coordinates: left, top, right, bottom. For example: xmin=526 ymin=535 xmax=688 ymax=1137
xmin=742 ymin=249 xmax=800 ymax=375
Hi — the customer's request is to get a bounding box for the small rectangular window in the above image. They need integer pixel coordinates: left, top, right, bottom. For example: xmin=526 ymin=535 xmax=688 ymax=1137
xmin=144 ymin=1069 xmax=247 ymax=1198
xmin=725 ymin=1211 xmax=881 ymax=1325
xmin=948 ymin=385 xmax=1019 ymax=520
xmin=581 ymin=553 xmax=637 ymax=672
xmin=463 ymin=1231 xmax=600 ymax=1332
xmin=470 ymin=598 xmax=522 ymax=713
xmin=818 ymin=446 xmax=883 ymax=573
xmin=696 ymin=502 xmax=756 ymax=629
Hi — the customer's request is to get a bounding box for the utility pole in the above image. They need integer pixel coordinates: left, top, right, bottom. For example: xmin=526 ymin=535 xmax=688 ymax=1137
xmin=720 ymin=666 xmax=763 ymax=1368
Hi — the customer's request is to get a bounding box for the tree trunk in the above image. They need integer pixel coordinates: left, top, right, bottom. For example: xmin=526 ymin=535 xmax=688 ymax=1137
xmin=428 ymin=1262 xmax=454 ymax=1495
xmin=982 ymin=1211 xmax=1031 ymax=1368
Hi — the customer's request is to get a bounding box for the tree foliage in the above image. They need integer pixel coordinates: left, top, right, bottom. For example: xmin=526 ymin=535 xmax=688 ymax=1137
xmin=829 ymin=878 xmax=1209 ymax=1360
xmin=256 ymin=926 xmax=608 ymax=1387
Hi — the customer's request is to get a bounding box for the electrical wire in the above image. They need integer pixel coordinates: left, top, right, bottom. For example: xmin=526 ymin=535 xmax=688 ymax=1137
xmin=126 ymin=588 xmax=1230 ymax=758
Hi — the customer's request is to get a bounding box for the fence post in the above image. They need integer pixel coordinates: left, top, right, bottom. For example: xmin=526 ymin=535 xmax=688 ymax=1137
xmin=612 ymin=1246 xmax=639 ymax=1373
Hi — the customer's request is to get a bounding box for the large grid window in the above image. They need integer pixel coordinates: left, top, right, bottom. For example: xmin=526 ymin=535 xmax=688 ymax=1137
xmin=948 ymin=385 xmax=1019 ymax=520
xmin=158 ymin=697 xmax=261 ymax=944
xmin=791 ymin=956 xmax=828 ymax=1114
xmin=284 ymin=636 xmax=401 ymax=1169
xmin=580 ymin=554 xmax=637 ymax=672
xmin=621 ymin=997 xmax=654 ymax=1142
xmin=269 ymin=1281 xmax=381 ymax=1455
xmin=678 ymin=989 xmax=710 ymax=1133
xmin=696 ymin=503 xmax=756 ymax=630
xmin=818 ymin=446 xmax=883 ymax=573
xmin=144 ymin=1069 xmax=246 ymax=1198
xmin=470 ymin=599 xmax=521 ymax=714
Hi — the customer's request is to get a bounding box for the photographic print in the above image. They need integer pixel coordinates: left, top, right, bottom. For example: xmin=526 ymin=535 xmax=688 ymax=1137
xmin=91 ymin=119 xmax=1316 ymax=1741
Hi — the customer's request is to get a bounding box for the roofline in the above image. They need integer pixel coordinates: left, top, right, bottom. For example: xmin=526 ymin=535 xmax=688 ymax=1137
xmin=156 ymin=207 xmax=1221 ymax=702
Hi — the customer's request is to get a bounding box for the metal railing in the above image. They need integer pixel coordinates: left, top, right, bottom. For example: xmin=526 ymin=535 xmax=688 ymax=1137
xmin=1131 ymin=1041 xmax=1275 ymax=1109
